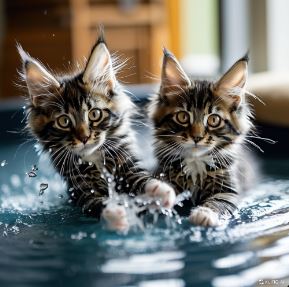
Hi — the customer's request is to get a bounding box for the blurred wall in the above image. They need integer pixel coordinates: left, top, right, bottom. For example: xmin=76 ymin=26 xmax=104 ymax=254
xmin=0 ymin=0 xmax=169 ymax=100
xmin=180 ymin=0 xmax=220 ymax=77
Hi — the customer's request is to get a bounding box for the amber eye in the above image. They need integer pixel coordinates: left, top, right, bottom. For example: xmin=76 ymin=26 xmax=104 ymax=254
xmin=57 ymin=115 xmax=71 ymax=129
xmin=89 ymin=108 xmax=102 ymax=122
xmin=207 ymin=114 xmax=222 ymax=128
xmin=175 ymin=111 xmax=190 ymax=125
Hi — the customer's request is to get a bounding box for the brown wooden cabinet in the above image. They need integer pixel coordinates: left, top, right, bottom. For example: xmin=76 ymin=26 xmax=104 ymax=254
xmin=0 ymin=0 xmax=168 ymax=99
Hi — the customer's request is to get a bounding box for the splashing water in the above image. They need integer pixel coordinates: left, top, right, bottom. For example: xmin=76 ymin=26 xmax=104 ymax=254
xmin=1 ymin=141 xmax=289 ymax=286
xmin=100 ymin=166 xmax=192 ymax=232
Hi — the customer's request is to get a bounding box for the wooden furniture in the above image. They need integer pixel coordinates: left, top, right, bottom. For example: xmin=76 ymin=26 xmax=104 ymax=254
xmin=0 ymin=0 xmax=169 ymax=99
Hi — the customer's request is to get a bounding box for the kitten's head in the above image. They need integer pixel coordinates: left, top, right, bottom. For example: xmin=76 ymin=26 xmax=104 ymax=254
xmin=19 ymin=36 xmax=133 ymax=158
xmin=149 ymin=49 xmax=253 ymax=159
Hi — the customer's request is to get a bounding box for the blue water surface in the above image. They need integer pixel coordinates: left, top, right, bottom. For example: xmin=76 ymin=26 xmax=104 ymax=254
xmin=1 ymin=142 xmax=289 ymax=287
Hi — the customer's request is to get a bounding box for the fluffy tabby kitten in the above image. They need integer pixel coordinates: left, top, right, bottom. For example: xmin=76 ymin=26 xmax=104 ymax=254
xmin=149 ymin=49 xmax=254 ymax=227
xmin=18 ymin=35 xmax=176 ymax=232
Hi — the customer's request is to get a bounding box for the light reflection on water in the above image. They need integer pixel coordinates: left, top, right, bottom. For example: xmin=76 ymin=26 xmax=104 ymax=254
xmin=1 ymin=147 xmax=289 ymax=286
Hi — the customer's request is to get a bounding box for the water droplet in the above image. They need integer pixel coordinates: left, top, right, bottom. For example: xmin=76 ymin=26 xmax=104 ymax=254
xmin=71 ymin=192 xmax=75 ymax=197
xmin=1 ymin=160 xmax=7 ymax=167
xmin=22 ymin=106 xmax=26 ymax=110
xmin=32 ymin=165 xmax=38 ymax=171
xmin=48 ymin=148 xmax=52 ymax=153
xmin=40 ymin=183 xmax=48 ymax=190
xmin=39 ymin=183 xmax=48 ymax=195
xmin=58 ymin=194 xmax=64 ymax=199
xmin=90 ymin=189 xmax=95 ymax=194
xmin=88 ymin=162 xmax=93 ymax=166
xmin=69 ymin=187 xmax=74 ymax=192
xmin=27 ymin=171 xmax=37 ymax=177
xmin=52 ymin=33 xmax=55 ymax=37
xmin=78 ymin=158 xmax=83 ymax=165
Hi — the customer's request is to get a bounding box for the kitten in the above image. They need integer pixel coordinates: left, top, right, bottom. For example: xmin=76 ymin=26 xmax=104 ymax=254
xmin=18 ymin=35 xmax=176 ymax=232
xmin=148 ymin=48 xmax=254 ymax=227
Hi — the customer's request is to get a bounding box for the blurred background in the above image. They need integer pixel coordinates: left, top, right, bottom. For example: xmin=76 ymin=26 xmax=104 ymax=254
xmin=0 ymin=0 xmax=289 ymax=156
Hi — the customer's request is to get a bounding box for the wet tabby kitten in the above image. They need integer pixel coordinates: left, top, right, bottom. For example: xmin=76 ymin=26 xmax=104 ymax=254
xmin=149 ymin=49 xmax=254 ymax=227
xmin=19 ymin=36 xmax=176 ymax=232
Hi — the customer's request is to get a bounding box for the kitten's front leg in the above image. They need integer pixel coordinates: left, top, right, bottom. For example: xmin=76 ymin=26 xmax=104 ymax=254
xmin=144 ymin=179 xmax=176 ymax=208
xmin=108 ymin=146 xmax=177 ymax=209
xmin=74 ymin=190 xmax=130 ymax=233
xmin=189 ymin=179 xmax=238 ymax=227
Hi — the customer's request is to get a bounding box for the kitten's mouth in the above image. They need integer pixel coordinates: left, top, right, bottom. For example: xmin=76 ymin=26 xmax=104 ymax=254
xmin=187 ymin=144 xmax=212 ymax=157
xmin=73 ymin=142 xmax=102 ymax=157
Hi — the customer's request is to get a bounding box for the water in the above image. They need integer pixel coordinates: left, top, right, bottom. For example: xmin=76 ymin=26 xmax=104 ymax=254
xmin=1 ymin=143 xmax=289 ymax=287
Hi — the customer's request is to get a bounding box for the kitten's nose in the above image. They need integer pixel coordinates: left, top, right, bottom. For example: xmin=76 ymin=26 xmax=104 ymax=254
xmin=190 ymin=124 xmax=204 ymax=144
xmin=80 ymin=136 xmax=89 ymax=144
xmin=76 ymin=124 xmax=90 ymax=145
xmin=193 ymin=137 xmax=203 ymax=143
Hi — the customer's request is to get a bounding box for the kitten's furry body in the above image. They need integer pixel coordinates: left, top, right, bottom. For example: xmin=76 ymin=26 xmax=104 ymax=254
xmin=19 ymin=37 xmax=176 ymax=231
xmin=149 ymin=49 xmax=256 ymax=226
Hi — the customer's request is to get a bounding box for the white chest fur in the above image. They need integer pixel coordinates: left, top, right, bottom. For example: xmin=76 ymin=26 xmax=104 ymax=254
xmin=182 ymin=151 xmax=216 ymax=186
xmin=82 ymin=151 xmax=104 ymax=171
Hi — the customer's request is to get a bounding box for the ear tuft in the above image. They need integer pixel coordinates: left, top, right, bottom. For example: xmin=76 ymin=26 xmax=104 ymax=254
xmin=161 ymin=48 xmax=191 ymax=93
xmin=17 ymin=43 xmax=31 ymax=68
xmin=96 ymin=24 xmax=106 ymax=45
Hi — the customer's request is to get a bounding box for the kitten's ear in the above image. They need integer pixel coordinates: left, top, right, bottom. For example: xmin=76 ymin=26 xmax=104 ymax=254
xmin=82 ymin=35 xmax=116 ymax=91
xmin=213 ymin=55 xmax=248 ymax=106
xmin=161 ymin=48 xmax=191 ymax=92
xmin=17 ymin=44 xmax=60 ymax=106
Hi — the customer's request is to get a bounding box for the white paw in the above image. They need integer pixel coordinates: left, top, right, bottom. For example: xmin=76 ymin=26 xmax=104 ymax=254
xmin=102 ymin=203 xmax=129 ymax=232
xmin=145 ymin=179 xmax=176 ymax=209
xmin=189 ymin=206 xmax=220 ymax=227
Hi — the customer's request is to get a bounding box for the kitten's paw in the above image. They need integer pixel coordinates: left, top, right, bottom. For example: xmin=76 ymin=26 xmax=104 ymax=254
xmin=189 ymin=206 xmax=220 ymax=227
xmin=102 ymin=203 xmax=129 ymax=233
xmin=145 ymin=179 xmax=176 ymax=208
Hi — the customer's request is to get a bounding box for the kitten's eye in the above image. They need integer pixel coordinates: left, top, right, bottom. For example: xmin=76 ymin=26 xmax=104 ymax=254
xmin=57 ymin=115 xmax=71 ymax=129
xmin=89 ymin=108 xmax=102 ymax=122
xmin=207 ymin=114 xmax=222 ymax=128
xmin=174 ymin=111 xmax=190 ymax=125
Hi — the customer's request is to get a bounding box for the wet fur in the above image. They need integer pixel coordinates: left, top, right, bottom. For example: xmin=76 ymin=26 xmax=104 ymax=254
xmin=149 ymin=50 xmax=256 ymax=225
xmin=20 ymin=39 xmax=153 ymax=219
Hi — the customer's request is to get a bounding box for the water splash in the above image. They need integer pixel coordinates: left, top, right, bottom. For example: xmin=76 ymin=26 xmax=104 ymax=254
xmin=100 ymin=167 xmax=191 ymax=233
